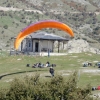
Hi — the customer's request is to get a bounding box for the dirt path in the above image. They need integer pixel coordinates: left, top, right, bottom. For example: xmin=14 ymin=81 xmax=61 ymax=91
xmin=0 ymin=6 xmax=43 ymax=14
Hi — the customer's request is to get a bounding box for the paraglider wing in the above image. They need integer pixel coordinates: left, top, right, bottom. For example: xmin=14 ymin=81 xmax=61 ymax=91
xmin=14 ymin=20 xmax=74 ymax=49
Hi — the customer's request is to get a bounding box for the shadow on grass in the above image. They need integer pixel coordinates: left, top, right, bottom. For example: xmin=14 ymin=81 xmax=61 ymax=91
xmin=0 ymin=69 xmax=47 ymax=80
xmin=45 ymin=76 xmax=52 ymax=78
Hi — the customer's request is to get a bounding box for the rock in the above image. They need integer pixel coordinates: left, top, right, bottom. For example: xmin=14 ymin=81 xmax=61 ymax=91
xmin=66 ymin=39 xmax=100 ymax=54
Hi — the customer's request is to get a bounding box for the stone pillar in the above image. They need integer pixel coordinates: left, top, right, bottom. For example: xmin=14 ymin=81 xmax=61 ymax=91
xmin=58 ymin=41 xmax=60 ymax=53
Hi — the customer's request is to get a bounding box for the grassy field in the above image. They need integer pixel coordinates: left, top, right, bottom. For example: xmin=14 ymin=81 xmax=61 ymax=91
xmin=0 ymin=52 xmax=100 ymax=90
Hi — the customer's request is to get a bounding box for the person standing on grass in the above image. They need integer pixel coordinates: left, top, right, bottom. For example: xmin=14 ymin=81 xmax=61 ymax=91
xmin=49 ymin=67 xmax=55 ymax=77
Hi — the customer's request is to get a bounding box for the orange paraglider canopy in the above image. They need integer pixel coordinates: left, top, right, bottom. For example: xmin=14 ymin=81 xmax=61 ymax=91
xmin=14 ymin=20 xmax=74 ymax=50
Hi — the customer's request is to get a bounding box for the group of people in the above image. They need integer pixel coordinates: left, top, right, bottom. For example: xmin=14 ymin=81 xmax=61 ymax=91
xmin=26 ymin=61 xmax=56 ymax=77
xmin=92 ymin=86 xmax=100 ymax=91
xmin=32 ymin=61 xmax=55 ymax=76
xmin=83 ymin=62 xmax=92 ymax=67
xmin=83 ymin=62 xmax=100 ymax=68
xmin=31 ymin=61 xmax=56 ymax=68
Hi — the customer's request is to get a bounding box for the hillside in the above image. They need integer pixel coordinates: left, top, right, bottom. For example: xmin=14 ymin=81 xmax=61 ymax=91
xmin=0 ymin=0 xmax=100 ymax=50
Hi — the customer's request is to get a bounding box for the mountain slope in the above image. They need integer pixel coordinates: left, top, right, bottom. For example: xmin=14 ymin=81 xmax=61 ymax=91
xmin=0 ymin=0 xmax=100 ymax=50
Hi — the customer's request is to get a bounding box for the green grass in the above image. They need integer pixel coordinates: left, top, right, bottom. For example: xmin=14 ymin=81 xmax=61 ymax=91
xmin=0 ymin=52 xmax=100 ymax=90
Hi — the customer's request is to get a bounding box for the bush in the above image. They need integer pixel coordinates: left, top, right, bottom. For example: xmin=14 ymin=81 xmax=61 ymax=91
xmin=3 ymin=25 xmax=8 ymax=29
xmin=0 ymin=72 xmax=94 ymax=100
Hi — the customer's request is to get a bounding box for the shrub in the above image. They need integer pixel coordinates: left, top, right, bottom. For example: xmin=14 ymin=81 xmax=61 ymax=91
xmin=3 ymin=25 xmax=8 ymax=29
xmin=0 ymin=72 xmax=94 ymax=100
